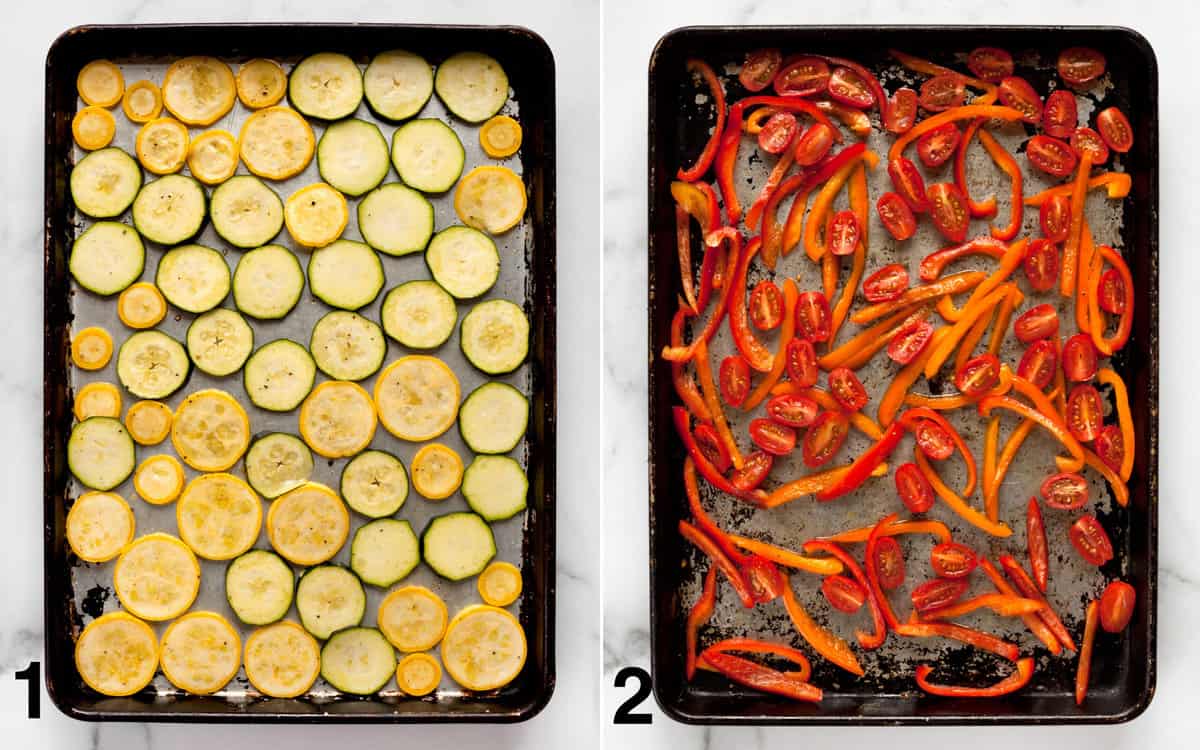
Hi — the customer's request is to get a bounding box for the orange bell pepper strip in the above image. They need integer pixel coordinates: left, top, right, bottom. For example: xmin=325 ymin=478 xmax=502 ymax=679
xmin=668 ymin=304 xmax=712 ymax=421
xmin=976 ymin=129 xmax=1023 ymax=241
xmin=727 ymin=535 xmax=844 ymax=576
xmin=830 ymin=163 xmax=870 ymax=346
xmin=762 ymin=461 xmax=887 ymax=509
xmin=820 ymin=305 xmax=925 ymax=370
xmin=983 ymin=415 xmax=1001 ymax=521
xmin=742 ymin=280 xmax=798 ymax=411
xmin=726 ymin=236 xmax=775 ymax=372
xmin=677 ymin=59 xmax=726 ymax=182
xmin=780 ymin=578 xmax=866 ymax=676
xmin=879 ymin=326 xmax=950 ymax=427
xmin=921 ymin=593 xmax=1044 ymax=621
xmin=979 ymin=395 xmax=1086 ymax=471
xmin=761 ymin=173 xmax=805 ymax=270
xmin=1061 ymin=152 xmax=1093 ymax=297
xmin=889 ymin=104 xmax=1024 ymax=163
xmin=1098 ymin=368 xmax=1135 ymax=481
xmin=773 ymin=385 xmax=884 ymax=440
xmin=979 ymin=557 xmax=1061 ymax=655
xmin=815 ymin=99 xmax=872 ymax=137
xmin=1089 ymin=245 xmax=1134 ymax=355
xmin=955 ymin=119 xmax=1000 ymax=218
xmin=662 ymin=229 xmax=741 ymax=364
xmin=820 ymin=519 xmax=952 ymax=545
xmin=1076 ymin=599 xmax=1100 ymax=705
xmin=999 ymin=555 xmax=1076 ymax=652
xmin=782 ymin=187 xmax=814 ymax=256
xmin=685 ymin=565 xmax=718 ymax=679
xmin=702 ymin=649 xmax=823 ymax=703
xmin=1061 ymin=447 xmax=1129 ymax=507
xmin=955 ymin=299 xmax=997 ymax=374
xmin=915 ymin=658 xmax=1034 ymax=697
xmin=899 ymin=406 xmax=979 ymax=497
xmin=889 ymin=49 xmax=998 ymax=102
xmin=915 ymin=449 xmax=1012 ymax=537
xmin=1024 ymin=171 xmax=1131 ymax=206
xmin=743 ymin=105 xmax=778 ymax=134
xmin=745 ymin=130 xmax=800 ymax=232
xmin=822 ymin=240 xmax=839 ymax=302
xmin=1076 ymin=221 xmax=1096 ymax=333
xmin=987 ymin=285 xmax=1022 ymax=356
xmin=919 ymin=236 xmax=1007 ymax=282
xmin=802 ymin=539 xmax=889 ymax=650
xmin=702 ymin=638 xmax=814 ymax=683
xmin=679 ymin=520 xmax=755 ymax=609
xmin=924 ymin=283 xmax=1014 ymax=379
xmin=936 ymin=293 xmax=966 ymax=323
xmin=683 ymin=458 xmax=746 ymax=564
xmin=804 ymin=153 xmax=875 ymax=262
xmin=986 ymin=416 xmax=1036 ymax=517
xmin=693 ymin=339 xmax=743 ymax=470
xmin=903 ymin=364 xmax=1012 ymax=412
xmin=853 ymin=271 xmax=986 ymax=326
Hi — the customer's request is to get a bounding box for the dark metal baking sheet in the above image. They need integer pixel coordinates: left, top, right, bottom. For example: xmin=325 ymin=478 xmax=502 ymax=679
xmin=647 ymin=25 xmax=1157 ymax=725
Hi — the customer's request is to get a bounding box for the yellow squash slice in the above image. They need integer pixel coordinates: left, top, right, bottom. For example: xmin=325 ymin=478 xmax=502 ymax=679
xmin=284 ymin=183 xmax=348 ymax=248
xmin=125 ymin=400 xmax=173 ymax=445
xmin=187 ymin=130 xmax=239 ymax=185
xmin=479 ymin=115 xmax=522 ymax=158
xmin=113 ymin=532 xmax=201 ymax=621
xmin=377 ymin=585 xmax=448 ymax=652
xmin=478 ymin=561 xmax=523 ymax=607
xmin=298 ymin=380 xmax=377 ymax=458
xmin=236 ymin=59 xmax=287 ymax=109
xmin=74 ymin=381 xmax=122 ymax=421
xmin=117 ymin=282 xmax=167 ymax=329
xmin=159 ymin=611 xmax=242 ymax=695
xmin=266 ymin=482 xmax=349 ymax=566
xmin=238 ymin=106 xmax=315 ymax=180
xmin=122 ymin=80 xmax=163 ymax=123
xmin=373 ymin=356 xmax=460 ymax=442
xmin=176 ymin=473 xmax=263 ymax=560
xmin=77 ymin=60 xmax=124 ymax=108
xmin=440 ymin=605 xmax=527 ymax=691
xmin=396 ymin=653 xmax=442 ymax=696
xmin=66 ymin=491 xmax=135 ymax=563
xmin=71 ymin=326 xmax=113 ymax=370
xmin=243 ymin=620 xmax=321 ymax=698
xmin=171 ymin=389 xmax=251 ymax=472
xmin=72 ymin=106 xmax=116 ymax=151
xmin=75 ymin=611 xmax=158 ymax=696
xmin=133 ymin=454 xmax=185 ymax=504
xmin=136 ymin=117 xmax=190 ymax=175
xmin=410 ymin=443 xmax=463 ymax=500
xmin=162 ymin=56 xmax=236 ymax=126
xmin=453 ymin=165 xmax=526 ymax=235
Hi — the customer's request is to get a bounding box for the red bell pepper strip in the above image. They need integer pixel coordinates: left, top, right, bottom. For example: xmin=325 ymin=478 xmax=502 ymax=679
xmin=685 ymin=566 xmax=718 ymax=679
xmin=1027 ymin=497 xmax=1050 ymax=592
xmin=979 ymin=557 xmax=1061 ymax=655
xmin=668 ymin=304 xmax=711 ymax=421
xmin=693 ymin=340 xmax=744 ymax=470
xmin=702 ymin=638 xmax=813 ymax=683
xmin=919 ymin=237 xmax=1007 ymax=283
xmin=1089 ymin=245 xmax=1134 ymax=355
xmin=683 ymin=458 xmax=743 ymax=563
xmin=661 ymin=228 xmax=741 ymax=364
xmin=895 ymin=621 xmax=1020 ymax=662
xmin=726 ymin=236 xmax=775 ymax=372
xmin=746 ymin=133 xmax=801 ymax=232
xmin=820 ymin=519 xmax=952 ymax=546
xmin=674 ymin=205 xmax=699 ymax=314
xmin=976 ymin=129 xmax=1022 ymax=241
xmin=677 ymin=59 xmax=726 ymax=182
xmin=780 ymin=577 xmax=866 ymax=676
xmin=672 ymin=407 xmax=766 ymax=506
xmin=954 ymin=119 xmax=999 ymax=218
xmin=695 ymin=238 xmax=722 ymax=314
xmin=803 ymin=539 xmax=887 ymax=650
xmin=679 ymin=519 xmax=755 ymax=609
xmin=701 ymin=650 xmax=823 ymax=703
xmin=814 ymin=421 xmax=906 ymax=501
xmin=671 ymin=179 xmax=720 ymax=233
xmin=762 ymin=461 xmax=887 ymax=508
xmin=864 ymin=514 xmax=902 ymax=633
xmin=999 ymin=554 xmax=1076 ymax=652
xmin=915 ymin=658 xmax=1034 ymax=697
xmin=853 ymin=271 xmax=986 ymax=326
xmin=1076 ymin=599 xmax=1099 ymax=705
xmin=899 ymin=407 xmax=978 ymax=498
xmin=921 ymin=593 xmax=1043 ymax=621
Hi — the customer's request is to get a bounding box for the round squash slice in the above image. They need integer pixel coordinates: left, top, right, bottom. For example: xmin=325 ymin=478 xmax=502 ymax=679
xmin=284 ymin=182 xmax=348 ymax=248
xmin=159 ymin=611 xmax=242 ymax=695
xmin=478 ymin=561 xmax=523 ymax=607
xmin=454 ymin=166 xmax=526 ymax=235
xmin=125 ymin=400 xmax=172 ymax=445
xmin=75 ymin=611 xmax=158 ymax=697
xmin=377 ymin=585 xmax=447 ymax=653
xmin=66 ymin=491 xmax=135 ymax=563
xmin=479 ymin=115 xmax=522 ymax=158
xmin=373 ymin=356 xmax=460 ymax=442
xmin=133 ymin=454 xmax=185 ymax=505
xmin=238 ymin=106 xmax=315 ymax=180
xmin=176 ymin=473 xmax=263 ymax=560
xmin=74 ymin=381 xmax=122 ymax=421
xmin=122 ymin=80 xmax=163 ymax=123
xmin=162 ymin=56 xmax=237 ymax=126
xmin=136 ymin=117 xmax=190 ymax=174
xmin=440 ymin=605 xmax=526 ymax=692
xmin=171 ymin=389 xmax=251 ymax=472
xmin=77 ymin=60 xmax=125 ymax=108
xmin=72 ymin=106 xmax=116 ymax=151
xmin=113 ymin=532 xmax=201 ymax=621
xmin=72 ymin=326 xmax=113 ymax=370
xmin=397 ymin=653 xmax=442 ymax=696
xmin=244 ymin=620 xmax=321 ymax=698
xmin=298 ymin=380 xmax=377 ymax=458
xmin=236 ymin=59 xmax=287 ymax=109
xmin=187 ymin=130 xmax=239 ymax=185
xmin=117 ymin=282 xmax=167 ymax=329
xmin=266 ymin=482 xmax=349 ymax=566
xmin=410 ymin=443 xmax=463 ymax=500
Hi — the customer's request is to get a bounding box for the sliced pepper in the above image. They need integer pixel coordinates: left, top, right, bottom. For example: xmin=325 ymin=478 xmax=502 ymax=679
xmin=978 ymin=394 xmax=1086 ymax=470
xmin=780 ymin=577 xmax=865 ymax=676
xmin=985 ymin=416 xmax=1036 ymax=519
xmin=763 ymin=460 xmax=887 ymax=508
xmin=746 ymin=131 xmax=800 ymax=232
xmin=979 ymin=557 xmax=1061 ymax=655
xmin=674 ymin=204 xmax=699 ymax=313
xmin=685 ymin=565 xmax=718 ymax=679
xmin=1075 ymin=599 xmax=1099 ymax=705
xmin=693 ymin=339 xmax=744 ymax=470
xmin=983 ymin=415 xmax=1000 ymax=522
xmin=853 ymin=271 xmax=986 ymax=326
xmin=921 ymin=593 xmax=1043 ymax=621
xmin=814 ymin=422 xmax=906 ymax=501
xmin=976 ymin=129 xmax=1023 ymax=241
xmin=999 ymin=555 xmax=1076 ymax=652
xmin=820 ymin=519 xmax=952 ymax=546
xmin=742 ymin=279 xmax=798 ymax=411
xmin=761 ymin=173 xmax=806 ymax=269
xmin=987 ymin=284 xmax=1021 ymax=356
xmin=661 ymin=229 xmax=742 ymax=364
xmin=863 ymin=514 xmax=902 ymax=633
xmin=683 ymin=458 xmax=743 ymax=562
xmin=895 ymin=621 xmax=1020 ymax=662
xmin=679 ymin=519 xmax=755 ymax=608
xmin=904 ymin=364 xmax=1012 ymax=412
xmin=802 ymin=539 xmax=888 ymax=649
xmin=1076 ymin=221 xmax=1096 ymax=333
xmin=1089 ymin=244 xmax=1134 ymax=355
xmin=728 ymin=236 xmax=776 ymax=372
xmin=702 ymin=637 xmax=813 ymax=683
xmin=915 ymin=449 xmax=1012 ymax=537
xmin=804 ymin=155 xmax=868 ymax=262
xmin=889 ymin=104 xmax=1024 ymax=164
xmin=915 ymin=658 xmax=1034 ymax=698
xmin=889 ymin=49 xmax=999 ymax=101
xmin=677 ymin=59 xmax=726 ymax=182
xmin=955 ymin=298 xmax=998 ymax=374
xmin=954 ymin=119 xmax=999 ymax=218
xmin=702 ymin=650 xmax=823 ymax=703
xmin=829 ymin=162 xmax=870 ymax=345
xmin=879 ymin=327 xmax=950 ymax=427
xmin=813 ymin=54 xmax=897 ymax=128
xmin=1024 ymin=171 xmax=1131 ymax=205
xmin=815 ymin=99 xmax=872 ymax=137
xmin=770 ymin=384 xmax=886 ymax=440
xmin=1098 ymin=368 xmax=1135 ymax=481
xmin=919 ymin=236 xmax=1007 ymax=282
xmin=898 ymin=406 xmax=978 ymax=497
xmin=924 ymin=283 xmax=1013 ymax=379
xmin=1061 ymin=153 xmax=1093 ymax=297
xmin=820 ymin=305 xmax=925 ymax=370
xmin=669 ymin=304 xmax=712 ymax=421
xmin=728 ymin=535 xmax=844 ymax=576
xmin=673 ymin=407 xmax=766 ymax=505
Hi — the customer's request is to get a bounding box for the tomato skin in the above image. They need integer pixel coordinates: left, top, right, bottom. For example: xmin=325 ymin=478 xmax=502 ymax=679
xmin=773 ymin=56 xmax=831 ymax=97
xmin=795 ymin=291 xmax=832 ymax=343
xmin=757 ymin=112 xmax=798 ymax=155
xmin=914 ymin=419 xmax=955 ymax=461
xmin=1067 ymin=384 xmax=1103 ymax=443
xmin=740 ymin=48 xmax=783 ymax=92
xmin=827 ymin=66 xmax=874 ymax=108
xmin=1026 ymin=134 xmax=1079 ymax=178
xmin=887 ymin=87 xmax=918 ymax=134
xmin=877 ymin=192 xmax=917 ymax=241
xmin=749 ymin=418 xmax=797 ymax=456
xmin=896 ymin=462 xmax=935 ymax=513
xmin=802 ymin=411 xmax=849 ymax=468
xmin=967 ymin=47 xmax=1014 ymax=83
xmin=1062 ymin=333 xmax=1099 ymax=381
xmin=1013 ymin=303 xmax=1059 ymax=344
xmin=926 ymin=183 xmax=969 ymax=243
xmin=749 ymin=280 xmax=784 ymax=331
xmin=821 ymin=574 xmax=867 ymax=614
xmin=719 ymin=355 xmax=751 ymax=407
xmin=1026 ymin=498 xmax=1050 ymax=591
xmin=828 ymin=210 xmax=860 ymax=257
xmin=919 ymin=74 xmax=966 ymax=112
xmin=828 ymin=367 xmax=869 ymax=412
xmin=912 ymin=578 xmax=970 ymax=613
xmin=930 ymin=542 xmax=978 ymax=579
xmin=1099 ymin=268 xmax=1127 ymax=314
xmin=1069 ymin=514 xmax=1114 ymax=566
xmin=1071 ymin=126 xmax=1110 ymax=165
xmin=873 ymin=536 xmax=905 ymax=590
xmin=864 ymin=263 xmax=910 ymax=303
xmin=1023 ymin=238 xmax=1060 ymax=292
xmin=1058 ymin=47 xmax=1106 ymax=86
xmin=887 ymin=157 xmax=931 ymax=212
xmin=766 ymin=393 xmax=820 ymax=428
xmin=1043 ymin=90 xmax=1078 ymax=139
xmin=1099 ymin=581 xmax=1136 ymax=633
xmin=793 ymin=123 xmax=835 ymax=167
xmin=998 ymin=76 xmax=1043 ymax=123
xmin=887 ymin=318 xmax=934 ymax=365
xmin=956 ymin=353 xmax=1001 ymax=397
xmin=785 ymin=338 xmax=819 ymax=387
xmin=1017 ymin=339 xmax=1059 ymax=389
xmin=694 ymin=423 xmax=732 ymax=472
xmin=1096 ymin=107 xmax=1133 ymax=153
xmin=1041 ymin=472 xmax=1089 ymax=510
xmin=916 ymin=122 xmax=962 ymax=168
xmin=730 ymin=450 xmax=774 ymax=491
xmin=1096 ymin=424 xmax=1125 ymax=472
xmin=1039 ymin=194 xmax=1071 ymax=242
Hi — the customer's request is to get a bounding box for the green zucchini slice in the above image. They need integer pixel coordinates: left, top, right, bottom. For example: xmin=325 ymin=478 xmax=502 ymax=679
xmin=307 ymin=240 xmax=384 ymax=311
xmin=421 ymin=512 xmax=495 ymax=582
xmin=243 ymin=339 xmax=317 ymax=412
xmin=289 ymin=53 xmax=363 ymax=121
xmin=434 ymin=52 xmax=508 ymax=123
xmin=363 ymin=50 xmax=433 ymax=121
xmin=296 ymin=565 xmax=365 ymax=640
xmin=70 ymin=147 xmax=142 ymax=219
xmin=339 ymin=449 xmax=408 ymax=519
xmin=425 ymin=225 xmax=500 ymax=299
xmin=69 ymin=221 xmax=145 ymax=296
xmin=390 ymin=119 xmax=464 ymax=193
xmin=379 ymin=280 xmax=457 ymax=350
xmin=462 ymin=456 xmax=528 ymax=521
xmin=357 ymin=183 xmax=434 ymax=256
xmin=131 ymin=174 xmax=207 ymax=246
xmin=244 ymin=432 xmax=314 ymax=499
xmin=458 ymin=382 xmax=528 ymax=455
xmin=232 ymin=244 xmax=305 ymax=320
xmin=320 ymin=627 xmax=395 ymax=695
xmin=316 ymin=119 xmax=390 ymax=197
xmin=185 ymin=308 xmax=254 ymax=376
xmin=460 ymin=299 xmax=530 ymax=375
xmin=350 ymin=519 xmax=419 ymax=588
xmin=116 ymin=330 xmax=190 ymax=399
xmin=309 ymin=310 xmax=386 ymax=381
xmin=225 ymin=550 xmax=295 ymax=626
xmin=68 ymin=417 xmax=136 ymax=491
xmin=210 ymin=175 xmax=284 ymax=249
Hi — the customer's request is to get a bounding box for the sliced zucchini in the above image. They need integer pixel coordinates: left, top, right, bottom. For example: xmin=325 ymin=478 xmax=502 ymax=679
xmin=358 ymin=183 xmax=434 ymax=256
xmin=363 ymin=50 xmax=433 ymax=121
xmin=462 ymin=455 xmax=528 ymax=521
xmin=133 ymin=454 xmax=184 ymax=505
xmin=171 ymin=389 xmax=251 ymax=472
xmin=374 ymin=356 xmax=460 ymax=442
xmin=307 ymin=239 xmax=384 ymax=310
xmin=135 ymin=117 xmax=190 ymax=174
xmin=244 ymin=432 xmax=313 ymax=499
xmin=66 ymin=491 xmax=135 ymax=563
xmin=380 ymin=281 xmax=457 ymax=349
xmin=243 ymin=339 xmax=317 ymax=412
xmin=317 ymin=119 xmax=390 ymax=197
xmin=454 ymin=166 xmax=526 ymax=235
xmin=284 ymin=182 xmax=348 ymax=248
xmin=421 ymin=512 xmax=495 ymax=582
xmin=124 ymin=399 xmax=172 ymax=445
xmin=310 ymin=310 xmax=385 ymax=381
xmin=238 ymin=106 xmax=315 ymax=180
xmin=70 ymin=147 xmax=142 ymax=219
xmin=296 ymin=564 xmax=366 ymax=639
xmin=176 ymin=472 xmax=262 ymax=561
xmin=477 ymin=561 xmax=523 ymax=607
xmin=186 ymin=308 xmax=254 ymax=376
xmin=434 ymin=52 xmax=509 ymax=124
xmin=156 ymin=244 xmax=230 ymax=313
xmin=210 ymin=175 xmax=284 ymax=249
xmin=390 ymin=119 xmax=465 ymax=193
xmin=411 ymin=443 xmax=463 ymax=501
xmin=72 ymin=106 xmax=115 ymax=150
xmin=236 ymin=59 xmax=287 ymax=109
xmin=72 ymin=326 xmax=113 ymax=370
xmin=425 ymin=226 xmax=500 ymax=299
xmin=289 ymin=53 xmax=363 ymax=120
xmin=460 ymin=299 xmax=530 ymax=375
xmin=131 ymin=174 xmax=207 ymax=245
xmin=351 ymin=518 xmax=419 ymax=588
xmin=74 ymin=381 xmax=122 ymax=421
xmin=232 ymin=244 xmax=305 ymax=320
xmin=76 ymin=60 xmax=125 ymax=108
xmin=113 ymin=532 xmax=200 ymax=621
xmin=122 ymin=79 xmax=163 ymax=123
xmin=159 ymin=611 xmax=242 ymax=695
xmin=377 ymin=586 xmax=447 ymax=653
xmin=340 ymin=450 xmax=408 ymax=518
xmin=69 ymin=222 xmax=144 ymax=295
xmin=243 ymin=621 xmax=321 ymax=698
xmin=187 ymin=130 xmax=239 ymax=185
xmin=320 ymin=627 xmax=396 ymax=695
xmin=440 ymin=605 xmax=526 ymax=691
xmin=74 ymin=612 xmax=158 ymax=697
xmin=116 ymin=330 xmax=190 ymax=399
xmin=396 ymin=652 xmax=441 ymax=696
xmin=266 ymin=482 xmax=350 ymax=567
xmin=458 ymin=382 xmax=529 ymax=455
xmin=162 ymin=56 xmax=237 ymax=126
xmin=117 ymin=282 xmax=167 ymax=329
xmin=298 ymin=380 xmax=377 ymax=459
xmin=225 ymin=549 xmax=295 ymax=626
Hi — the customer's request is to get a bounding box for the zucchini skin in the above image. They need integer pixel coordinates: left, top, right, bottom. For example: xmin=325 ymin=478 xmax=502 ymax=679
xmin=338 ymin=449 xmax=408 ymax=519
xmin=224 ymin=549 xmax=295 ymax=626
xmin=287 ymin=53 xmax=364 ymax=122
xmin=116 ymin=330 xmax=192 ymax=400
xmin=232 ymin=245 xmax=305 ymax=321
xmin=361 ymin=51 xmax=433 ymax=123
xmin=459 ymin=301 xmax=530 ymax=376
xmin=131 ymin=175 xmax=209 ymax=246
xmin=458 ymin=382 xmax=529 ymax=455
xmin=349 ymin=518 xmax=419 ymax=588
xmin=241 ymin=338 xmax=317 ymax=413
xmin=420 ymin=511 xmax=496 ymax=582
xmin=319 ymin=627 xmax=395 ymax=695
xmin=295 ymin=564 xmax=366 ymax=640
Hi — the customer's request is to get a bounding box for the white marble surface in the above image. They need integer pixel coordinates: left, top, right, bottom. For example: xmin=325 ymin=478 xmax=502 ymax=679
xmin=0 ymin=0 xmax=601 ymax=748
xmin=604 ymin=0 xmax=1199 ymax=747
